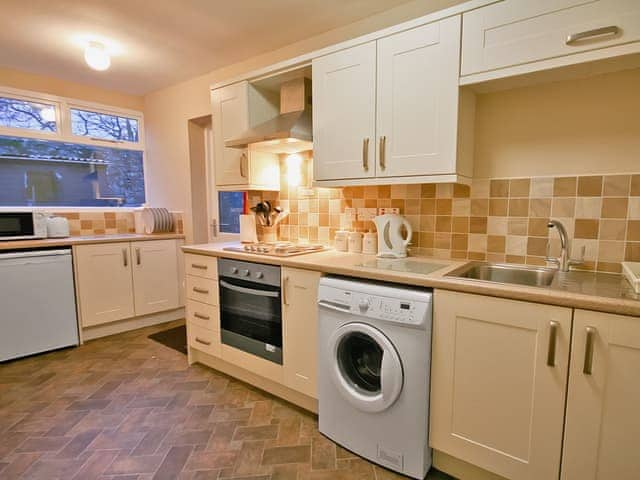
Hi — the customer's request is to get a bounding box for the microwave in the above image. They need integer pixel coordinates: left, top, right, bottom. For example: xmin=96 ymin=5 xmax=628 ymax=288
xmin=0 ymin=211 xmax=48 ymax=241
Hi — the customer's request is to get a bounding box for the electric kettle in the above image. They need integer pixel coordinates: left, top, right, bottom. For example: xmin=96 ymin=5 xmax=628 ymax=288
xmin=373 ymin=214 xmax=412 ymax=258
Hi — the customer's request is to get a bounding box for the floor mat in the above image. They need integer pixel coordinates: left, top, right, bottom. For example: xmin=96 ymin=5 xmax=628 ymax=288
xmin=148 ymin=325 xmax=187 ymax=354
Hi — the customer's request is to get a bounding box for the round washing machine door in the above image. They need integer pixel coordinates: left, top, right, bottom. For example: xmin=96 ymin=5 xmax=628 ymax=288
xmin=328 ymin=322 xmax=403 ymax=413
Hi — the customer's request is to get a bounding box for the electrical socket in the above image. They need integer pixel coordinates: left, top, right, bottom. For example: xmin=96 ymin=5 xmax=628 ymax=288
xmin=344 ymin=207 xmax=357 ymax=222
xmin=378 ymin=207 xmax=400 ymax=215
xmin=357 ymin=208 xmax=377 ymax=221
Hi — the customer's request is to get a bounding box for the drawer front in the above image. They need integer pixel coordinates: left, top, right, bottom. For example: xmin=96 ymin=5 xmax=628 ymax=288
xmin=186 ymin=276 xmax=218 ymax=305
xmin=187 ymin=323 xmax=221 ymax=357
xmin=186 ymin=300 xmax=219 ymax=331
xmin=462 ymin=0 xmax=640 ymax=76
xmin=185 ymin=254 xmax=218 ymax=279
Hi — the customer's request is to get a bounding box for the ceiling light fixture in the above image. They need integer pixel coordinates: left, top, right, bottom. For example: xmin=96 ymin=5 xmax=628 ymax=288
xmin=84 ymin=41 xmax=111 ymax=71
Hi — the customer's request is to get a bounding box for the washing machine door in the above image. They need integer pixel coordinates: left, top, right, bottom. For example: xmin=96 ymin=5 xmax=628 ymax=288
xmin=328 ymin=322 xmax=403 ymax=413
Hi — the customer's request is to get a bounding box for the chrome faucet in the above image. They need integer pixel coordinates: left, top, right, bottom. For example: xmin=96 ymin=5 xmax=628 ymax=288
xmin=546 ymin=220 xmax=582 ymax=272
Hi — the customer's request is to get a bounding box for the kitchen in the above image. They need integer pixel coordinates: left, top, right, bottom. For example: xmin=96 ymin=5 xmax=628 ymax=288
xmin=1 ymin=0 xmax=639 ymax=479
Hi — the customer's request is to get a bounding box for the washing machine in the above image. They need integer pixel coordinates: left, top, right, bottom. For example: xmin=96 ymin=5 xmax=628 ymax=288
xmin=317 ymin=276 xmax=433 ymax=479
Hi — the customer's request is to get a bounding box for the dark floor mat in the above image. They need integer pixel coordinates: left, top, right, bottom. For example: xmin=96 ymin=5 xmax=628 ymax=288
xmin=148 ymin=325 xmax=187 ymax=355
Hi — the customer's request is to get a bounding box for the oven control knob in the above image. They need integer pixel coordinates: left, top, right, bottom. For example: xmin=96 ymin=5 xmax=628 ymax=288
xmin=240 ymin=269 xmax=250 ymax=277
xmin=255 ymin=271 xmax=264 ymax=279
xmin=230 ymin=267 xmax=238 ymax=274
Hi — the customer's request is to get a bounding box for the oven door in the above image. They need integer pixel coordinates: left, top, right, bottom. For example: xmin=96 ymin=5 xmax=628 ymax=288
xmin=0 ymin=212 xmax=35 ymax=240
xmin=219 ymin=277 xmax=283 ymax=364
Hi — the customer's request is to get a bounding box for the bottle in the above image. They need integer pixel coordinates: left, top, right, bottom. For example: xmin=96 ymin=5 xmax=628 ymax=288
xmin=363 ymin=230 xmax=377 ymax=255
xmin=348 ymin=231 xmax=363 ymax=253
xmin=334 ymin=230 xmax=349 ymax=252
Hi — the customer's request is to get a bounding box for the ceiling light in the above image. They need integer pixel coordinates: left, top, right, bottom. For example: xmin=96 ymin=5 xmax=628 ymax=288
xmin=84 ymin=41 xmax=111 ymax=71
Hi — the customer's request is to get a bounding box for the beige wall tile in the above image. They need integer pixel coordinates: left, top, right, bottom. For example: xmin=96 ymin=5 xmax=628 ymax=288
xmin=529 ymin=198 xmax=552 ymax=217
xmin=470 ymin=199 xmax=489 ymax=216
xmin=452 ymin=216 xmax=469 ymax=233
xmin=601 ymin=198 xmax=629 ymax=218
xmin=420 ymin=215 xmax=435 ymax=232
xmin=434 ymin=233 xmax=451 ymax=249
xmin=628 ymin=197 xmax=640 ymax=219
xmin=487 ymin=216 xmax=508 ymax=235
xmin=626 ymin=242 xmax=640 ymax=261
xmin=603 ymin=175 xmax=631 ymax=197
xmin=506 ymin=235 xmax=527 ymax=256
xmin=528 ymin=218 xmax=549 ymax=237
xmin=435 ymin=199 xmax=452 ymax=215
xmin=469 ymin=216 xmax=488 ymax=234
xmin=509 ymin=198 xmax=529 ymax=217
xmin=452 ymin=198 xmax=471 ymax=216
xmin=530 ymin=177 xmax=554 ymax=197
xmin=599 ymin=219 xmax=626 ymax=241
xmin=420 ymin=184 xmax=436 ymax=198
xmin=451 ymin=234 xmax=468 ymax=250
xmin=453 ymin=184 xmax=470 ymax=198
xmin=628 ymin=220 xmax=640 ymax=241
xmin=509 ymin=178 xmax=531 ymax=197
xmin=508 ymin=217 xmax=528 ymax=236
xmin=598 ymin=240 xmax=625 ymax=262
xmin=527 ymin=237 xmax=548 ymax=256
xmin=468 ymin=234 xmax=487 ymax=252
xmin=571 ymin=239 xmax=598 ymax=262
xmin=435 ymin=216 xmax=452 ymax=232
xmin=574 ymin=219 xmax=599 ymax=239
xmin=632 ymin=175 xmax=640 ymax=196
xmin=487 ymin=235 xmax=506 ymax=253
xmin=489 ymin=199 xmax=508 ymax=216
xmin=490 ymin=179 xmax=509 ymax=197
xmin=575 ymin=197 xmax=602 ymax=219
xmin=436 ymin=184 xmax=453 ymax=198
xmin=553 ymin=177 xmax=577 ymax=196
xmin=420 ymin=199 xmax=435 ymax=215
xmin=470 ymin=179 xmax=490 ymax=198
xmin=551 ymin=198 xmax=576 ymax=217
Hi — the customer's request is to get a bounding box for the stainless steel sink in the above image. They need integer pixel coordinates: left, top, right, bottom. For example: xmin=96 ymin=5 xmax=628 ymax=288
xmin=447 ymin=262 xmax=557 ymax=287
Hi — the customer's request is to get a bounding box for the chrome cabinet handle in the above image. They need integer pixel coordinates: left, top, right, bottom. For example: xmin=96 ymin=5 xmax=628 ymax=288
xmin=219 ymin=280 xmax=280 ymax=298
xmin=195 ymin=337 xmax=211 ymax=346
xmin=583 ymin=326 xmax=596 ymax=375
xmin=566 ymin=26 xmax=620 ymax=45
xmin=240 ymin=152 xmax=247 ymax=178
xmin=193 ymin=312 xmax=210 ymax=320
xmin=379 ymin=136 xmax=386 ymax=170
xmin=191 ymin=263 xmax=208 ymax=270
xmin=193 ymin=287 xmax=209 ymax=294
xmin=547 ymin=320 xmax=559 ymax=367
xmin=136 ymin=247 xmax=141 ymax=265
xmin=362 ymin=138 xmax=370 ymax=171
xmin=122 ymin=248 xmax=128 ymax=267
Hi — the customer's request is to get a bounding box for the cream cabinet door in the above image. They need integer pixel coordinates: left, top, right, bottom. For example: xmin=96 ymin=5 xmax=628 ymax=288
xmin=131 ymin=240 xmax=180 ymax=316
xmin=212 ymin=81 xmax=250 ymax=186
xmin=562 ymin=309 xmax=640 ymax=480
xmin=282 ymin=267 xmax=321 ymax=398
xmin=376 ymin=16 xmax=460 ymax=177
xmin=313 ymin=41 xmax=377 ymax=181
xmin=74 ymin=242 xmax=134 ymax=327
xmin=462 ymin=0 xmax=640 ymax=77
xmin=430 ymin=290 xmax=572 ymax=480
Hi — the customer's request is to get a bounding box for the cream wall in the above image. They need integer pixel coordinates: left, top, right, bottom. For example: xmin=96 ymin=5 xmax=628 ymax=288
xmin=142 ymin=0 xmax=467 ymax=242
xmin=0 ymin=66 xmax=143 ymax=110
xmin=473 ymin=67 xmax=640 ymax=179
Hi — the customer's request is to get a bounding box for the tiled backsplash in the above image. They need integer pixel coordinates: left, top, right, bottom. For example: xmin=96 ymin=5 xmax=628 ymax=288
xmin=253 ymin=166 xmax=640 ymax=273
xmin=51 ymin=211 xmax=184 ymax=236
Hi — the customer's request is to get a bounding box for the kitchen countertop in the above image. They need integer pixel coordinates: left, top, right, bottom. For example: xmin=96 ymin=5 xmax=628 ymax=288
xmin=0 ymin=233 xmax=185 ymax=251
xmin=182 ymin=242 xmax=640 ymax=317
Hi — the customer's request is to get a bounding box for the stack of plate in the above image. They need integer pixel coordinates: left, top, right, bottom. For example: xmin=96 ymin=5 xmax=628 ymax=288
xmin=141 ymin=207 xmax=175 ymax=234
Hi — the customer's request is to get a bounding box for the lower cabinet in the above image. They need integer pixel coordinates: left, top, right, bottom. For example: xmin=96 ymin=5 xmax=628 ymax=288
xmin=282 ymin=267 xmax=321 ymax=398
xmin=75 ymin=240 xmax=181 ymax=327
xmin=562 ymin=309 xmax=640 ymax=480
xmin=185 ymin=255 xmax=220 ymax=358
xmin=430 ymin=290 xmax=572 ymax=480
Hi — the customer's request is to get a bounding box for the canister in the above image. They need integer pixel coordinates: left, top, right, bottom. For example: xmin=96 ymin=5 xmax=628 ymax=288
xmin=334 ymin=230 xmax=349 ymax=252
xmin=348 ymin=231 xmax=363 ymax=253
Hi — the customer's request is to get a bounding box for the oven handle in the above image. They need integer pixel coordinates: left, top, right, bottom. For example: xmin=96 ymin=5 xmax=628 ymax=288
xmin=219 ymin=279 xmax=280 ymax=298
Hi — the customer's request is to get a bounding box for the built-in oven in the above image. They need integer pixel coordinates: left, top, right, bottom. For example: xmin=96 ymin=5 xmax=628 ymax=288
xmin=218 ymin=258 xmax=282 ymax=364
xmin=0 ymin=211 xmax=48 ymax=241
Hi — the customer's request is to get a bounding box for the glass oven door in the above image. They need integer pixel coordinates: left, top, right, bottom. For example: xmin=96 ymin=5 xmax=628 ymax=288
xmin=219 ymin=277 xmax=282 ymax=364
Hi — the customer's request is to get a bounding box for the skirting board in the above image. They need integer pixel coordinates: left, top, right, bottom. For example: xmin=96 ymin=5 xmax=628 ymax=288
xmin=189 ymin=347 xmax=318 ymax=414
xmin=433 ymin=450 xmax=508 ymax=480
xmin=81 ymin=308 xmax=185 ymax=341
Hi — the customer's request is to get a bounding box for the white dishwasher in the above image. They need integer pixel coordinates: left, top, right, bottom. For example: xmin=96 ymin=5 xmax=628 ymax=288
xmin=0 ymin=249 xmax=79 ymax=362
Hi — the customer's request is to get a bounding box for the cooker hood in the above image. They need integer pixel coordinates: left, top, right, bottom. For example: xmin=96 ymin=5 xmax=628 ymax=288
xmin=225 ymin=77 xmax=313 ymax=154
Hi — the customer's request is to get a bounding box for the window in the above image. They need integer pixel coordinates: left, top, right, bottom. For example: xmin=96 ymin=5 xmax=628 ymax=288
xmin=0 ymin=96 xmax=57 ymax=133
xmin=70 ymin=108 xmax=139 ymax=143
xmin=218 ymin=191 xmax=245 ymax=233
xmin=0 ymin=135 xmax=145 ymax=207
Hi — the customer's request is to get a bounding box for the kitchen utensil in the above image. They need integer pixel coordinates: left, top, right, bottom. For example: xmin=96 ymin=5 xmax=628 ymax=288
xmin=373 ymin=213 xmax=412 ymax=258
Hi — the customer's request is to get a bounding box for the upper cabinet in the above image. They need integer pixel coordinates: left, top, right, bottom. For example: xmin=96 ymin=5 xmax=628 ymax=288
xmin=313 ymin=16 xmax=473 ymax=186
xmin=211 ymin=81 xmax=281 ymax=190
xmin=461 ymin=0 xmax=640 ymax=82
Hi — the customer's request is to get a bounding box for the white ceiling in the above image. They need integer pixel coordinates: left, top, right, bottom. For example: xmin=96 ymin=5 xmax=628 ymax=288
xmin=0 ymin=0 xmax=415 ymax=96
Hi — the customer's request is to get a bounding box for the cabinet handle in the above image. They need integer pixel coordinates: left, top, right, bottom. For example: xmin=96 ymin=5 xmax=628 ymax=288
xmin=193 ymin=312 xmax=210 ymax=320
xmin=362 ymin=138 xmax=369 ymax=171
xmin=379 ymin=136 xmax=386 ymax=170
xmin=547 ymin=320 xmax=559 ymax=367
xmin=191 ymin=263 xmax=208 ymax=270
xmin=136 ymin=247 xmax=141 ymax=265
xmin=122 ymin=248 xmax=128 ymax=267
xmin=283 ymin=276 xmax=290 ymax=306
xmin=193 ymin=287 xmax=209 ymax=294
xmin=566 ymin=25 xmax=620 ymax=46
xmin=240 ymin=152 xmax=247 ymax=178
xmin=195 ymin=337 xmax=211 ymax=346
xmin=583 ymin=326 xmax=596 ymax=375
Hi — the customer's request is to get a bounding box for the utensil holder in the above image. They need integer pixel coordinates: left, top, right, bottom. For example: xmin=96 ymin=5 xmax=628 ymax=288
xmin=258 ymin=225 xmax=278 ymax=243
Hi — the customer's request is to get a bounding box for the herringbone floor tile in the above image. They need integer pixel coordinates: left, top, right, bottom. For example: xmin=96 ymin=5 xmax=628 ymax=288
xmin=0 ymin=321 xmax=453 ymax=480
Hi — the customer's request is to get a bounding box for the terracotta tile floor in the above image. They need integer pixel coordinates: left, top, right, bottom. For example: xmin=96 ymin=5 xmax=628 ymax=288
xmin=0 ymin=321 xmax=454 ymax=480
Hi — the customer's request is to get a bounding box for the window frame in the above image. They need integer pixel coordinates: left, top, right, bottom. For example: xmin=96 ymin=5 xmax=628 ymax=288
xmin=0 ymin=86 xmax=147 ymax=210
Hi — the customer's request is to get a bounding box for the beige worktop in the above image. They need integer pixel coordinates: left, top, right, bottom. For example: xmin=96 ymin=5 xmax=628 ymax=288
xmin=183 ymin=242 xmax=640 ymax=317
xmin=0 ymin=233 xmax=185 ymax=251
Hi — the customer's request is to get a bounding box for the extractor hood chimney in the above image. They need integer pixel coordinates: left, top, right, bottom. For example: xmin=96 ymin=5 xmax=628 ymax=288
xmin=225 ymin=77 xmax=312 ymax=154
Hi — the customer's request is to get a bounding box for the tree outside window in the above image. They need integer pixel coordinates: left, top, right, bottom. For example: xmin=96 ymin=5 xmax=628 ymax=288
xmin=70 ymin=108 xmax=139 ymax=142
xmin=0 ymin=97 xmax=57 ymax=132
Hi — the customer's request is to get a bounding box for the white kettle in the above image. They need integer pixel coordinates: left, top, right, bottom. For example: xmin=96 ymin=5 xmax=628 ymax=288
xmin=373 ymin=214 xmax=412 ymax=258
